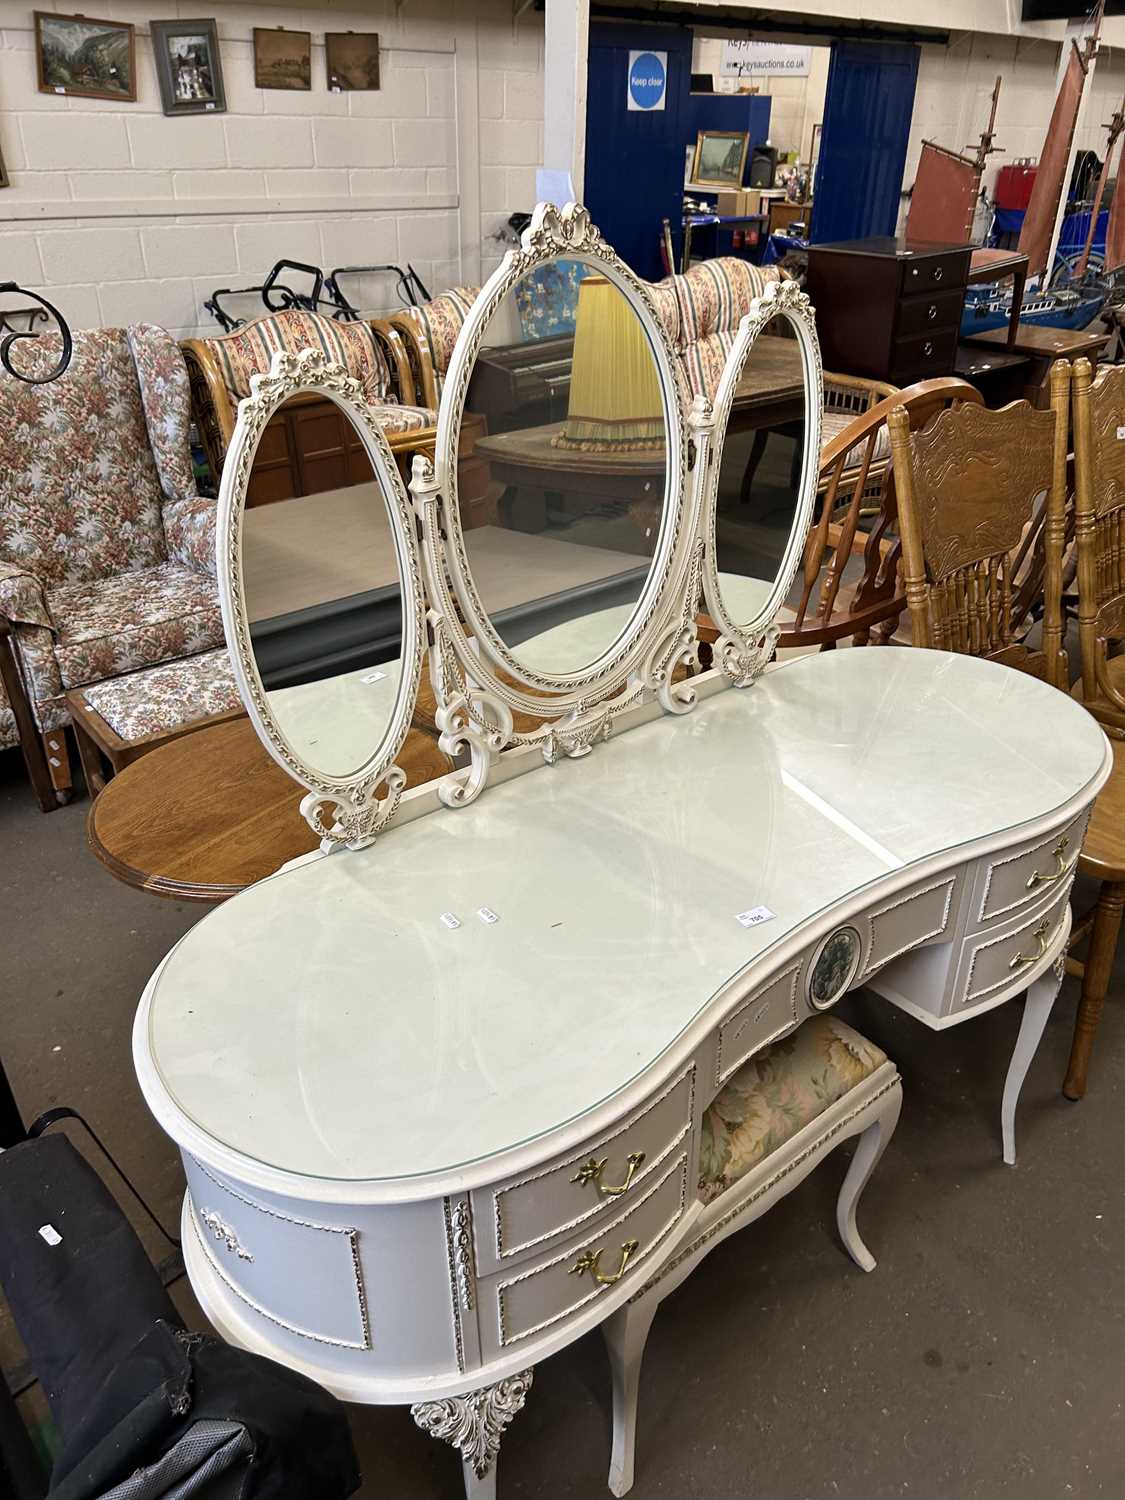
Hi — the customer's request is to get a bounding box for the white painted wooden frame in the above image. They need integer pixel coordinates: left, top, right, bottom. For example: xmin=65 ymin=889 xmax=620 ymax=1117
xmin=216 ymin=348 xmax=426 ymax=853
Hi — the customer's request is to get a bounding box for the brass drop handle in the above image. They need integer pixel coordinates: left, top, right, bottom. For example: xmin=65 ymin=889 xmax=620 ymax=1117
xmin=1025 ymin=836 xmax=1070 ymax=890
xmin=923 ymin=340 xmax=934 ymax=357
xmin=570 ymin=1150 xmax=646 ymax=1197
xmin=568 ymin=1238 xmax=639 ymax=1287
xmin=928 ymin=303 xmax=938 ymax=320
xmin=1008 ymin=918 xmax=1053 ymax=971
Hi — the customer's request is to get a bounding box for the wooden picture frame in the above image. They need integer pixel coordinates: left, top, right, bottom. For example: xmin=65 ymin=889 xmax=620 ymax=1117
xmin=150 ymin=19 xmax=226 ymax=117
xmin=35 ymin=11 xmax=136 ymax=102
xmin=325 ymin=31 xmax=380 ymax=92
xmin=253 ymin=26 xmax=311 ymax=91
xmin=690 ymin=129 xmax=749 ymax=189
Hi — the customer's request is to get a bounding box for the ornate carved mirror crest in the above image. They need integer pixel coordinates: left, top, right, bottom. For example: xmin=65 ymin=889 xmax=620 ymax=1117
xmin=217 ymin=348 xmax=426 ymax=850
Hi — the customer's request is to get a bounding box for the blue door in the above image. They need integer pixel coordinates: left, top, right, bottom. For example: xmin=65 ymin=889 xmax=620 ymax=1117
xmin=584 ymin=21 xmax=694 ymax=280
xmin=810 ymin=40 xmax=920 ymax=244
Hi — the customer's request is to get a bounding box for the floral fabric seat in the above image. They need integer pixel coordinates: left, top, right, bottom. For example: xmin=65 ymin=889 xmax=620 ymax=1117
xmin=0 ymin=682 xmax=15 ymax=752
xmin=699 ymin=1014 xmax=888 ymax=1204
xmin=0 ymin=324 xmax=219 ymax=795
xmin=81 ymin=647 xmax=241 ymax=742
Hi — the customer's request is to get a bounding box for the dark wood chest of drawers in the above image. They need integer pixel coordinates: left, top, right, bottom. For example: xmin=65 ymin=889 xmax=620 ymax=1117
xmin=807 ymin=236 xmax=972 ymax=385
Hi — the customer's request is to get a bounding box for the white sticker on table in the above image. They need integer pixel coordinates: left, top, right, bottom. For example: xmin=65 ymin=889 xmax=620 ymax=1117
xmin=477 ymin=906 xmax=498 ymax=925
xmin=735 ymin=906 xmax=775 ymax=928
xmin=440 ymin=912 xmax=461 ymax=930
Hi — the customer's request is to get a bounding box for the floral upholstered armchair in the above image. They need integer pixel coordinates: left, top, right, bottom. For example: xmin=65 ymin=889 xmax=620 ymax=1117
xmin=388 ymin=288 xmax=481 ymax=411
xmin=182 ymin=309 xmax=435 ymax=488
xmin=0 ymin=324 xmax=220 ymax=801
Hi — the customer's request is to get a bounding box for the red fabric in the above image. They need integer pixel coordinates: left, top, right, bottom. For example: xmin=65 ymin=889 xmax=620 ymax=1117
xmin=1018 ymin=47 xmax=1085 ymax=279
xmin=906 ymin=143 xmax=978 ymax=247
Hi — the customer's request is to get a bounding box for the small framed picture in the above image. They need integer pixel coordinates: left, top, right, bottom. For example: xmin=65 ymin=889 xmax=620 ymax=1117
xmin=151 ymin=20 xmax=225 ymax=117
xmin=253 ymin=26 xmax=311 ymax=91
xmin=35 ymin=11 xmax=136 ymax=102
xmin=325 ymin=32 xmax=380 ymax=92
xmin=691 ymin=129 xmax=750 ymax=190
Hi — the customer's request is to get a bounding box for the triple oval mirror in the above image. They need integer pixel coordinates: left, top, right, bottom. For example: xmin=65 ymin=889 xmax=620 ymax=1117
xmin=216 ymin=202 xmax=822 ymax=851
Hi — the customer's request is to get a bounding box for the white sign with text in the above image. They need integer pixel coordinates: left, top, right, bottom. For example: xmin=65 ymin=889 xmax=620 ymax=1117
xmin=721 ymin=40 xmax=811 ymax=78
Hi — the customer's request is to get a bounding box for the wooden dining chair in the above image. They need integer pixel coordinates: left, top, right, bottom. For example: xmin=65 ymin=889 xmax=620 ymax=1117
xmin=784 ymin=376 xmax=983 ymax=650
xmin=891 ymin=361 xmax=1125 ymax=1102
xmin=887 ymin=381 xmax=1068 ymax=677
xmin=1056 ymin=355 xmax=1125 ymax=1100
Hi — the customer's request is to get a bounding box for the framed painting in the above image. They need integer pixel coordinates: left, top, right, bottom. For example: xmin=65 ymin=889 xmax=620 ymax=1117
xmin=35 ymin=11 xmax=136 ymax=102
xmin=253 ymin=27 xmax=311 ymax=91
xmin=325 ymin=32 xmax=380 ymax=92
xmin=151 ymin=20 xmax=226 ymax=116
xmin=690 ymin=129 xmax=749 ymax=189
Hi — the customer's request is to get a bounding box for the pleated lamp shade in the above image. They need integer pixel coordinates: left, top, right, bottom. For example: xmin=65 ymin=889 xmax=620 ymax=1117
xmin=551 ymin=276 xmax=665 ymax=453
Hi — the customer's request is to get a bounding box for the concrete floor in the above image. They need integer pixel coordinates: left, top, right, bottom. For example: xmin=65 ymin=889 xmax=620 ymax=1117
xmin=2 ymin=739 xmax=1124 ymax=1500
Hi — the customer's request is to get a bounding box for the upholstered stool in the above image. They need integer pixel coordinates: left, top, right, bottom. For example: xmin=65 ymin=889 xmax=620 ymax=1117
xmin=66 ymin=648 xmax=243 ymax=794
xmin=601 ymin=1013 xmax=901 ymax=1496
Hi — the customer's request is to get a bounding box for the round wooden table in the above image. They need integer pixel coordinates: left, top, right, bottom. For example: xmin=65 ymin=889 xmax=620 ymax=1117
xmin=87 ymin=717 xmax=320 ymax=902
xmin=87 ymin=715 xmax=452 ymax=902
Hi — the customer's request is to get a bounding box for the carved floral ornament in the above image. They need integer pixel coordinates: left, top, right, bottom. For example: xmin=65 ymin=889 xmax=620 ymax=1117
xmin=216 ymin=204 xmax=822 ymax=847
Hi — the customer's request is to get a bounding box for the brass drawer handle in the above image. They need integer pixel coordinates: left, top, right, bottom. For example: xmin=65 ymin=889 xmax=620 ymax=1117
xmin=928 ymin=303 xmax=938 ymax=320
xmin=923 ymin=340 xmax=934 ymax=357
xmin=1025 ymin=836 xmax=1070 ymax=890
xmin=571 ymin=1150 xmax=646 ymax=1197
xmin=1008 ymin=918 xmax=1053 ymax=971
xmin=932 ymin=266 xmax=944 ymax=281
xmin=568 ymin=1238 xmax=639 ymax=1287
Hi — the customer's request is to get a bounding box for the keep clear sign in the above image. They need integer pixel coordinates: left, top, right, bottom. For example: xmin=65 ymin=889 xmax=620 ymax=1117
xmin=721 ymin=40 xmax=811 ymax=77
xmin=627 ymin=49 xmax=667 ymax=111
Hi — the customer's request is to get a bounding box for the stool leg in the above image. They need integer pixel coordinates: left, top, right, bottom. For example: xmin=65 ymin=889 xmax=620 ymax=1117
xmin=836 ymin=1083 xmax=902 ymax=1272
xmin=1063 ymin=880 xmax=1125 ymax=1101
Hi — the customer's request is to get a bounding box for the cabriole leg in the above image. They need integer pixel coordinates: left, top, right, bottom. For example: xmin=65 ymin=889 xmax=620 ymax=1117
xmin=602 ymin=1296 xmax=660 ymax=1498
xmin=1002 ymin=952 xmax=1066 ymax=1164
xmin=411 ymin=1369 xmax=533 ymax=1500
xmin=836 ymin=1083 xmax=902 ymax=1272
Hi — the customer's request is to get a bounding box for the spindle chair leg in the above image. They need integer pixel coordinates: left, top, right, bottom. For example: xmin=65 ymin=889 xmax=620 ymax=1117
xmin=1063 ymin=879 xmax=1125 ymax=1100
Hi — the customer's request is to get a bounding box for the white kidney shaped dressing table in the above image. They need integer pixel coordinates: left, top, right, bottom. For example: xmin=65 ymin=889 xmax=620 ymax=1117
xmin=133 ymin=205 xmax=1111 ymax=1498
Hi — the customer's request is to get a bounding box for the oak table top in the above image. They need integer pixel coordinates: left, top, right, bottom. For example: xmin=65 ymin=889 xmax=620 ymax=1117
xmin=87 ymin=716 xmax=320 ymax=903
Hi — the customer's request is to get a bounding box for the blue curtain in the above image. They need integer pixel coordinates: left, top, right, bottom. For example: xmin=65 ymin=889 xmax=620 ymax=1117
xmin=810 ymin=41 xmax=920 ymax=244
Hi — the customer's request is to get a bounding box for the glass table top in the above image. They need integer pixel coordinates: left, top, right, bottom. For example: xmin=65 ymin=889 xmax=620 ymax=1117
xmin=143 ymin=648 xmax=1108 ymax=1184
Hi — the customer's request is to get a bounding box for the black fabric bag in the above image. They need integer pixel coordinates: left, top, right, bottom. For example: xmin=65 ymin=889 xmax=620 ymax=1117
xmin=0 ymin=1136 xmax=360 ymax=1499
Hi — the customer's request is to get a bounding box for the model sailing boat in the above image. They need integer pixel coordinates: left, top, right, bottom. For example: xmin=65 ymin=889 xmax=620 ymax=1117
xmin=906 ymin=6 xmax=1114 ymax=334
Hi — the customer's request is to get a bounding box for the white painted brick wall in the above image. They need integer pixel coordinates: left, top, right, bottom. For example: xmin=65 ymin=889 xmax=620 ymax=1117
xmin=0 ymin=0 xmax=544 ymax=339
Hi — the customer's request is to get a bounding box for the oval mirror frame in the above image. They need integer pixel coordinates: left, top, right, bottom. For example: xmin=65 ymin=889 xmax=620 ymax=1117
xmin=216 ymin=348 xmax=426 ymax=851
xmin=700 ymin=279 xmax=822 ymax=686
xmin=420 ymin=203 xmax=692 ymax=723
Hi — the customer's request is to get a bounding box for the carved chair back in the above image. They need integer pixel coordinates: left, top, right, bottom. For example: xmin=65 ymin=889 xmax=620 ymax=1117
xmin=781 ymin=377 xmax=983 ymax=650
xmin=1069 ymin=355 xmax=1125 ymax=727
xmin=888 ymin=370 xmax=1068 ymax=682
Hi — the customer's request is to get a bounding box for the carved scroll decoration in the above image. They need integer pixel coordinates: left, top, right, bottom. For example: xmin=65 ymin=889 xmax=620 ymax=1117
xmin=411 ymin=1370 xmax=534 ymax=1481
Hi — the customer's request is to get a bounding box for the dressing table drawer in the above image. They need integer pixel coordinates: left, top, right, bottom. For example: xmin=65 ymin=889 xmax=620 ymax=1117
xmin=715 ymin=965 xmax=801 ymax=1087
xmin=479 ymin=1153 xmax=689 ymax=1357
xmin=183 ymin=1158 xmax=370 ymax=1352
xmin=970 ymin=810 xmax=1089 ymax=927
xmin=861 ymin=872 xmax=963 ymax=979
xmin=952 ymin=881 xmax=1072 ymax=1012
xmin=474 ymin=1067 xmax=695 ymax=1274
